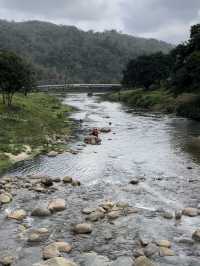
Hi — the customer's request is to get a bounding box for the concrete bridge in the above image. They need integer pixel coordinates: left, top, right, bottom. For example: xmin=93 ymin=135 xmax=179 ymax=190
xmin=37 ymin=83 xmax=122 ymax=92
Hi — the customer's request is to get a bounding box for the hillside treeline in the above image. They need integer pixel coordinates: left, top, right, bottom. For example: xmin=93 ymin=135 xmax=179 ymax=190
xmin=0 ymin=20 xmax=172 ymax=83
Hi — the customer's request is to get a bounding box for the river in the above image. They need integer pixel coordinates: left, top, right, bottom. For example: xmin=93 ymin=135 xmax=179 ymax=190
xmin=1 ymin=93 xmax=200 ymax=266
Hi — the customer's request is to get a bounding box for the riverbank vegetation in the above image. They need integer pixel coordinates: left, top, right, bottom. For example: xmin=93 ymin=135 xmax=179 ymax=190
xmin=0 ymin=93 xmax=72 ymax=174
xmin=105 ymin=24 xmax=200 ymax=120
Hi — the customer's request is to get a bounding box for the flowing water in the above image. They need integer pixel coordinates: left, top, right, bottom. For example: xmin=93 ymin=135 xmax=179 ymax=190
xmin=1 ymin=93 xmax=200 ymax=265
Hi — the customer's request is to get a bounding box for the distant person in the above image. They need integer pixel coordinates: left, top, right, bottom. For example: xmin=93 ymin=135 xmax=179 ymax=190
xmin=91 ymin=128 xmax=99 ymax=138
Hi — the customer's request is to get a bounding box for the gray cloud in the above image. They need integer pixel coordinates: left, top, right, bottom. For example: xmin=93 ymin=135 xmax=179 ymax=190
xmin=0 ymin=0 xmax=199 ymax=43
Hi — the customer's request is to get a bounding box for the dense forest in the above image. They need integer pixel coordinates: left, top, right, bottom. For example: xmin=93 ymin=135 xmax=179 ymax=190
xmin=122 ymin=24 xmax=200 ymax=95
xmin=0 ymin=20 xmax=173 ymax=83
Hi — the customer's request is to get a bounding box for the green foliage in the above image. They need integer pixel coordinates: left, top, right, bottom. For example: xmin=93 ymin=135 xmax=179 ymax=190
xmin=0 ymin=50 xmax=35 ymax=105
xmin=122 ymin=52 xmax=173 ymax=89
xmin=0 ymin=20 xmax=173 ymax=83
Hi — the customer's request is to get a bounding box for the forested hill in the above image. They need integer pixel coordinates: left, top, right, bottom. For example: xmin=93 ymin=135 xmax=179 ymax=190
xmin=0 ymin=20 xmax=173 ymax=83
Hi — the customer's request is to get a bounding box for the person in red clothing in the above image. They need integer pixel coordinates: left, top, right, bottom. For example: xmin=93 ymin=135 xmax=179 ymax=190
xmin=91 ymin=128 xmax=99 ymax=138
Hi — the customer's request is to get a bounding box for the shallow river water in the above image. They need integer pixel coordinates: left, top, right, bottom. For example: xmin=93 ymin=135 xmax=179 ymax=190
xmin=2 ymin=93 xmax=200 ymax=266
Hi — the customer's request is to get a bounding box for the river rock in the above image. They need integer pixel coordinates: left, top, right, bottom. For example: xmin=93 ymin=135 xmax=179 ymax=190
xmin=0 ymin=193 xmax=12 ymax=204
xmin=107 ymin=210 xmax=121 ymax=220
xmin=74 ymin=223 xmax=93 ymax=234
xmin=47 ymin=151 xmax=58 ymax=157
xmin=100 ymin=201 xmax=115 ymax=211
xmin=7 ymin=209 xmax=27 ymax=221
xmin=71 ymin=180 xmax=81 ymax=186
xmin=41 ymin=177 xmax=53 ymax=187
xmin=182 ymin=207 xmax=198 ymax=217
xmin=81 ymin=252 xmax=111 ymax=266
xmin=162 ymin=211 xmax=173 ymax=219
xmin=175 ymin=210 xmax=182 ymax=220
xmin=135 ymin=256 xmax=155 ymax=266
xmin=86 ymin=211 xmax=105 ymax=222
xmin=28 ymin=228 xmax=49 ymax=242
xmin=63 ymin=176 xmax=73 ymax=183
xmin=42 ymin=244 xmax=60 ymax=259
xmin=55 ymin=242 xmax=72 ymax=253
xmin=156 ymin=240 xmax=171 ymax=248
xmin=31 ymin=207 xmax=51 ymax=217
xmin=144 ymin=243 xmax=159 ymax=257
xmin=0 ymin=255 xmax=14 ymax=265
xmin=48 ymin=199 xmax=66 ymax=212
xmin=82 ymin=207 xmax=95 ymax=215
xmin=192 ymin=229 xmax=200 ymax=241
xmin=35 ymin=257 xmax=77 ymax=266
xmin=130 ymin=178 xmax=139 ymax=185
xmin=100 ymin=127 xmax=111 ymax=133
xmin=159 ymin=247 xmax=175 ymax=257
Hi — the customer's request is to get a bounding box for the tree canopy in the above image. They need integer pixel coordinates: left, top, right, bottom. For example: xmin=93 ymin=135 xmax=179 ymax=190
xmin=122 ymin=24 xmax=200 ymax=95
xmin=0 ymin=50 xmax=35 ymax=106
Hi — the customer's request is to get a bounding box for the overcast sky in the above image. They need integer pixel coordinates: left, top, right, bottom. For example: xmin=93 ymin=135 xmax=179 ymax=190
xmin=0 ymin=0 xmax=199 ymax=44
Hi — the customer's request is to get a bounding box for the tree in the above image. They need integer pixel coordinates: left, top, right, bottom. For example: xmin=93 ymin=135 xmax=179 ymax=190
xmin=122 ymin=52 xmax=172 ymax=89
xmin=0 ymin=50 xmax=35 ymax=106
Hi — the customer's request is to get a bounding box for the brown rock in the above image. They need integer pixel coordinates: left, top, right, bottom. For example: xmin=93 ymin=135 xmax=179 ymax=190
xmin=48 ymin=199 xmax=66 ymax=212
xmin=74 ymin=223 xmax=93 ymax=234
xmin=7 ymin=209 xmax=27 ymax=221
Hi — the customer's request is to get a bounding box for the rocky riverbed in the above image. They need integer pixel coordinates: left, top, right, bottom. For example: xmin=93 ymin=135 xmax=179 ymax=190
xmin=1 ymin=93 xmax=200 ymax=266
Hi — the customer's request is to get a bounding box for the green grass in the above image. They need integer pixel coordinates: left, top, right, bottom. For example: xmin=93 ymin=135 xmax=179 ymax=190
xmin=0 ymin=93 xmax=72 ymax=174
xmin=105 ymin=89 xmax=175 ymax=112
xmin=105 ymin=89 xmax=200 ymax=120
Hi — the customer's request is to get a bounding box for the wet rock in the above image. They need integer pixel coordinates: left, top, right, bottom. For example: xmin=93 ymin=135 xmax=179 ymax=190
xmin=42 ymin=244 xmax=60 ymax=259
xmin=144 ymin=243 xmax=159 ymax=257
xmin=192 ymin=229 xmax=200 ymax=241
xmin=159 ymin=247 xmax=175 ymax=257
xmin=82 ymin=207 xmax=95 ymax=215
xmin=111 ymin=256 xmax=133 ymax=266
xmin=156 ymin=240 xmax=171 ymax=248
xmin=175 ymin=210 xmax=182 ymax=220
xmin=100 ymin=127 xmax=111 ymax=133
xmin=73 ymin=223 xmax=93 ymax=234
xmin=139 ymin=237 xmax=150 ymax=247
xmin=43 ymin=242 xmax=72 ymax=259
xmin=0 ymin=255 xmax=14 ymax=265
xmin=55 ymin=242 xmax=72 ymax=253
xmin=86 ymin=211 xmax=105 ymax=222
xmin=71 ymin=180 xmax=81 ymax=186
xmin=35 ymin=257 xmax=77 ymax=266
xmin=41 ymin=177 xmax=53 ymax=187
xmin=33 ymin=185 xmax=46 ymax=193
xmin=63 ymin=176 xmax=73 ymax=184
xmin=81 ymin=252 xmax=111 ymax=266
xmin=162 ymin=211 xmax=173 ymax=219
xmin=135 ymin=256 xmax=155 ymax=266
xmin=28 ymin=228 xmax=49 ymax=243
xmin=47 ymin=151 xmax=58 ymax=157
xmin=48 ymin=199 xmax=66 ymax=212
xmin=100 ymin=201 xmax=115 ymax=211
xmin=0 ymin=193 xmax=12 ymax=204
xmin=7 ymin=209 xmax=27 ymax=221
xmin=31 ymin=207 xmax=51 ymax=217
xmin=107 ymin=210 xmax=121 ymax=220
xmin=130 ymin=178 xmax=139 ymax=185
xmin=133 ymin=249 xmax=145 ymax=258
xmin=182 ymin=207 xmax=198 ymax=217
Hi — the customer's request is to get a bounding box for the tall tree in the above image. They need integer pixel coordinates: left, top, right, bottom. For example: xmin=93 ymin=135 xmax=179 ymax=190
xmin=0 ymin=50 xmax=35 ymax=106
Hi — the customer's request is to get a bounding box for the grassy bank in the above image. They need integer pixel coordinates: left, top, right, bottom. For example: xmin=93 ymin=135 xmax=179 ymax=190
xmin=0 ymin=93 xmax=72 ymax=174
xmin=104 ymin=89 xmax=200 ymax=120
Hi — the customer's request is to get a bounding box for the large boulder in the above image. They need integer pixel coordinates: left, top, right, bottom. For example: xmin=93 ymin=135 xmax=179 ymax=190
xmin=7 ymin=209 xmax=27 ymax=221
xmin=182 ymin=207 xmax=198 ymax=217
xmin=31 ymin=206 xmax=51 ymax=217
xmin=48 ymin=199 xmax=66 ymax=212
xmin=73 ymin=223 xmax=93 ymax=234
